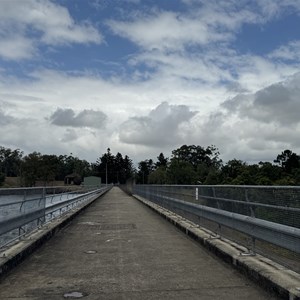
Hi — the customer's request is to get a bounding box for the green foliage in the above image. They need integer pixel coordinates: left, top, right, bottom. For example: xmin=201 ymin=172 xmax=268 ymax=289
xmin=137 ymin=147 xmax=300 ymax=186
xmin=166 ymin=160 xmax=197 ymax=184
xmin=21 ymin=152 xmax=42 ymax=186
xmin=136 ymin=159 xmax=154 ymax=184
xmin=0 ymin=172 xmax=5 ymax=186
xmin=274 ymin=149 xmax=300 ymax=173
xmin=57 ymin=154 xmax=92 ymax=180
xmin=155 ymin=153 xmax=168 ymax=168
xmin=204 ymin=170 xmax=221 ymax=185
xmin=20 ymin=152 xmax=92 ymax=186
xmin=95 ymin=149 xmax=134 ymax=184
xmin=171 ymin=145 xmax=222 ymax=170
xmin=164 ymin=145 xmax=222 ymax=184
xmin=148 ymin=167 xmax=167 ymax=184
xmin=0 ymin=146 xmax=23 ymax=177
xmin=2 ymin=144 xmax=300 ymax=187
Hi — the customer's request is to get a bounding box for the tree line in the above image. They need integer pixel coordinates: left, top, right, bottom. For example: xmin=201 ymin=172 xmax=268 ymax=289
xmin=136 ymin=146 xmax=300 ymax=186
xmin=1 ymin=145 xmax=300 ymax=187
xmin=0 ymin=146 xmax=134 ymax=187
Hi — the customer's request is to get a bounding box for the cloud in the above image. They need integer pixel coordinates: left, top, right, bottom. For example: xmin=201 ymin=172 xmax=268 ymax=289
xmin=180 ymin=71 xmax=300 ymax=162
xmin=222 ymin=72 xmax=300 ymax=126
xmin=61 ymin=129 xmax=78 ymax=142
xmin=107 ymin=1 xmax=281 ymax=54
xmin=107 ymin=10 xmax=233 ymax=52
xmin=49 ymin=108 xmax=107 ymax=129
xmin=0 ymin=93 xmax=43 ymax=103
xmin=0 ymin=110 xmax=15 ymax=125
xmin=119 ymin=102 xmax=197 ymax=147
xmin=0 ymin=0 xmax=102 ymax=60
xmin=1 ymin=0 xmax=300 ymax=164
xmin=269 ymin=40 xmax=300 ymax=61
xmin=107 ymin=1 xmax=299 ymax=95
xmin=257 ymin=0 xmax=300 ymax=17
xmin=0 ymin=35 xmax=36 ymax=61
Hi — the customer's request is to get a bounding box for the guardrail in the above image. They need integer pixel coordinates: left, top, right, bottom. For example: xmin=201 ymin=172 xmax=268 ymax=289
xmin=0 ymin=185 xmax=111 ymax=249
xmin=133 ymin=185 xmax=300 ymax=271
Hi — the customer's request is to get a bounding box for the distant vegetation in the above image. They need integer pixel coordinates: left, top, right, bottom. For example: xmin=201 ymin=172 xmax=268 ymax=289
xmin=136 ymin=146 xmax=300 ymax=186
xmin=0 ymin=146 xmax=134 ymax=187
xmin=1 ymin=145 xmax=300 ymax=187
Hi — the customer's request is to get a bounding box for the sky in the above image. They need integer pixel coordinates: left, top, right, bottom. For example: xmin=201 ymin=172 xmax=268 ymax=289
xmin=0 ymin=0 xmax=300 ymax=165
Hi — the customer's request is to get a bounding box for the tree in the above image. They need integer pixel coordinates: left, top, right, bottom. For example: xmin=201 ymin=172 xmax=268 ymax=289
xmin=21 ymin=152 xmax=42 ymax=186
xmin=274 ymin=150 xmax=300 ymax=174
xmin=171 ymin=145 xmax=222 ymax=170
xmin=136 ymin=159 xmax=154 ymax=184
xmin=95 ymin=149 xmax=134 ymax=184
xmin=148 ymin=166 xmax=167 ymax=184
xmin=204 ymin=169 xmax=221 ymax=185
xmin=122 ymin=155 xmax=134 ymax=184
xmin=166 ymin=160 xmax=197 ymax=184
xmin=155 ymin=153 xmax=168 ymax=168
xmin=0 ymin=146 xmax=23 ymax=177
xmin=39 ymin=155 xmax=60 ymax=184
xmin=220 ymin=159 xmax=246 ymax=183
xmin=96 ymin=148 xmax=115 ymax=184
xmin=114 ymin=152 xmax=125 ymax=183
xmin=0 ymin=172 xmax=5 ymax=186
xmin=168 ymin=145 xmax=222 ymax=184
xmin=257 ymin=162 xmax=282 ymax=183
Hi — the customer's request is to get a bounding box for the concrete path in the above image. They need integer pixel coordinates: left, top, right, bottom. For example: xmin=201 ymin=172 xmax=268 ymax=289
xmin=0 ymin=187 xmax=279 ymax=299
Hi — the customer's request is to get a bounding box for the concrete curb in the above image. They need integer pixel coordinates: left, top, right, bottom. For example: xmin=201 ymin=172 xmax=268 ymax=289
xmin=133 ymin=194 xmax=300 ymax=300
xmin=0 ymin=189 xmax=110 ymax=280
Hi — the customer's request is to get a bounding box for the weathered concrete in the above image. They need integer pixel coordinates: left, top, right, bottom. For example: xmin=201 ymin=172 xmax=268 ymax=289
xmin=0 ymin=187 xmax=282 ymax=299
xmin=132 ymin=194 xmax=300 ymax=300
xmin=0 ymin=189 xmax=109 ymax=279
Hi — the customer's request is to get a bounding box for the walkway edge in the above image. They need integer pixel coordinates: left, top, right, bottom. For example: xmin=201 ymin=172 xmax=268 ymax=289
xmin=132 ymin=194 xmax=300 ymax=300
xmin=0 ymin=189 xmax=110 ymax=280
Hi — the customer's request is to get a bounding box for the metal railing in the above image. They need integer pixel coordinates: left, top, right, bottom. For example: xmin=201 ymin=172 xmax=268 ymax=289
xmin=133 ymin=185 xmax=300 ymax=272
xmin=0 ymin=185 xmax=111 ymax=249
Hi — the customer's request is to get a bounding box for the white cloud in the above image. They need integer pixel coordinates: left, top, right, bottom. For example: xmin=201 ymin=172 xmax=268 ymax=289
xmin=0 ymin=67 xmax=300 ymax=164
xmin=189 ymin=72 xmax=300 ymax=162
xmin=257 ymin=0 xmax=300 ymax=17
xmin=1 ymin=0 xmax=300 ymax=164
xmin=269 ymin=40 xmax=300 ymax=61
xmin=0 ymin=0 xmax=102 ymax=60
xmin=108 ymin=11 xmax=230 ymax=52
xmin=119 ymin=102 xmax=197 ymax=147
xmin=107 ymin=0 xmax=281 ymax=54
xmin=222 ymin=72 xmax=300 ymax=126
xmin=0 ymin=35 xmax=36 ymax=61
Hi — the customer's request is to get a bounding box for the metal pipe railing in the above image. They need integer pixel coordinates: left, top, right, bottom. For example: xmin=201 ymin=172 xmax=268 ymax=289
xmin=133 ymin=185 xmax=300 ymax=259
xmin=0 ymin=185 xmax=111 ymax=249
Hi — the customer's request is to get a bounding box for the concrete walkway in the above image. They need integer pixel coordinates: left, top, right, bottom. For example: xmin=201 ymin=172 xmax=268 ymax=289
xmin=0 ymin=187 xmax=279 ymax=299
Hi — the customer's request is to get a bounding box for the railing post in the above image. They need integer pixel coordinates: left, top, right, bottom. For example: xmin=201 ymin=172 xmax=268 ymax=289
xmin=213 ymin=187 xmax=221 ymax=209
xmin=245 ymin=189 xmax=255 ymax=217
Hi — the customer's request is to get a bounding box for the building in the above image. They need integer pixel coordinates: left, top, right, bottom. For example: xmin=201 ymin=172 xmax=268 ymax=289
xmin=83 ymin=176 xmax=101 ymax=188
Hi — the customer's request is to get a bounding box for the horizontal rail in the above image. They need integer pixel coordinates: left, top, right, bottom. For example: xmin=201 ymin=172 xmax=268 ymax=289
xmin=45 ymin=189 xmax=105 ymax=216
xmin=0 ymin=186 xmax=111 ymax=248
xmin=198 ymin=195 xmax=300 ymax=213
xmin=134 ymin=184 xmax=300 ymax=189
xmin=133 ymin=185 xmax=300 ymax=254
xmin=0 ymin=208 xmax=45 ymax=236
xmin=159 ymin=195 xmax=300 ymax=253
